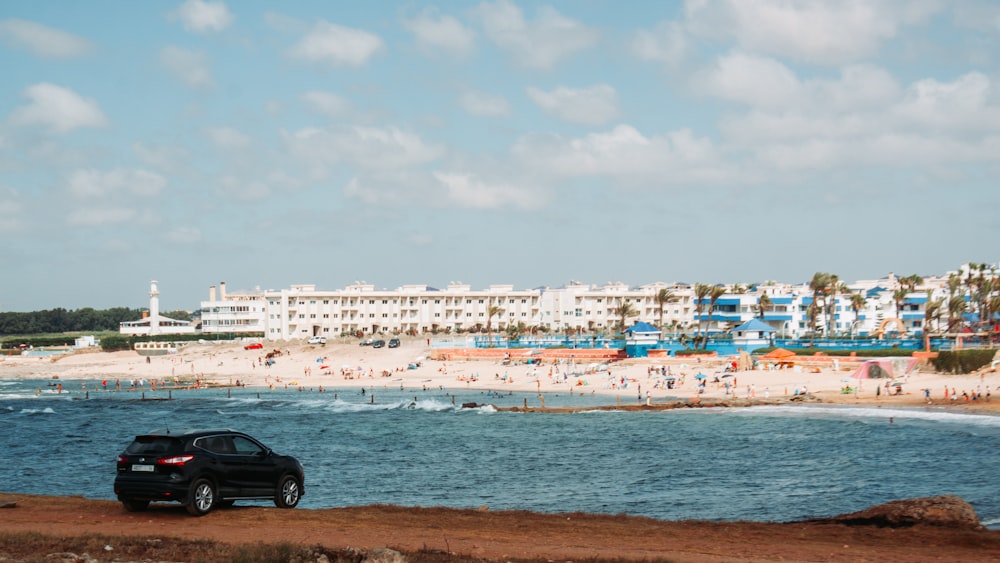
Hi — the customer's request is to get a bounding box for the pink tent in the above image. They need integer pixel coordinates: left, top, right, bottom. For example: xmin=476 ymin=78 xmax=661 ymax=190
xmin=850 ymin=358 xmax=919 ymax=380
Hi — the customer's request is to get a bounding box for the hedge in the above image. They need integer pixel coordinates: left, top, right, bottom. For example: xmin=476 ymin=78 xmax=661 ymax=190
xmin=750 ymin=347 xmax=918 ymax=357
xmin=929 ymin=349 xmax=998 ymax=374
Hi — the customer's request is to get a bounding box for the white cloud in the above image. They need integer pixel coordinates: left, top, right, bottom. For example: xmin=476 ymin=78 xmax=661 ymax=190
xmin=526 ymin=84 xmax=618 ymax=125
xmin=403 ymin=8 xmax=475 ymax=56
xmin=895 ymin=72 xmax=1000 ymax=130
xmin=460 ymin=90 xmax=511 ymax=117
xmin=165 ymin=225 xmax=202 ymax=243
xmin=67 ymin=206 xmax=137 ymax=226
xmin=161 ymin=46 xmax=213 ymax=88
xmin=0 ymin=18 xmax=93 ymax=58
xmin=433 ymin=171 xmax=547 ymax=210
xmin=289 ymin=20 xmax=384 ymax=67
xmin=173 ymin=0 xmax=233 ymax=33
xmin=511 ymin=125 xmax=724 ymax=183
xmin=133 ymin=142 xmax=190 ymax=171
xmin=285 ymin=125 xmax=446 ymax=171
xmin=218 ymin=175 xmax=271 ymax=200
xmin=7 ymin=83 xmax=107 ymax=134
xmin=693 ymin=51 xmax=801 ymax=110
xmin=631 ymin=20 xmax=687 ymax=65
xmin=473 ymin=0 xmax=598 ymax=69
xmin=684 ymin=0 xmax=940 ymax=65
xmin=301 ymin=91 xmax=350 ymax=118
xmin=0 ymin=187 xmax=25 ymax=233
xmin=67 ymin=168 xmax=166 ymax=199
xmin=205 ymin=126 xmax=251 ymax=149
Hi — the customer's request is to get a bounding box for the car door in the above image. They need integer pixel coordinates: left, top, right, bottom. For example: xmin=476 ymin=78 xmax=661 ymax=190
xmin=196 ymin=435 xmax=241 ymax=497
xmin=229 ymin=434 xmax=279 ymax=497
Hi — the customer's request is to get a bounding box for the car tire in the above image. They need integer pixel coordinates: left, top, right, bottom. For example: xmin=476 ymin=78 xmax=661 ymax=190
xmin=121 ymin=498 xmax=149 ymax=512
xmin=186 ymin=477 xmax=216 ymax=516
xmin=274 ymin=475 xmax=301 ymax=509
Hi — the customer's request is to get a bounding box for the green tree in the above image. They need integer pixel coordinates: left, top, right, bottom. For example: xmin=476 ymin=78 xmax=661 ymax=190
xmin=485 ymin=301 xmax=504 ymax=337
xmin=808 ymin=272 xmax=834 ymax=346
xmin=703 ymin=286 xmax=727 ymax=349
xmin=757 ymin=294 xmax=772 ymax=320
xmin=893 ymin=288 xmax=909 ymax=325
xmin=654 ymin=288 xmax=677 ymax=332
xmin=613 ymin=297 xmax=638 ymax=335
xmin=849 ymin=292 xmax=866 ymax=336
xmin=694 ymin=283 xmax=711 ymax=346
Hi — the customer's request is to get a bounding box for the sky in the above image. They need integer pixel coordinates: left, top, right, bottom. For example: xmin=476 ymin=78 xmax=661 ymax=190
xmin=2 ymin=1 xmax=999 ymax=312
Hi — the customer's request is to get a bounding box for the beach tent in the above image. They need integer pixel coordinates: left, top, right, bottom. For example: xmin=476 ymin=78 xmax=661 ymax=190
xmin=850 ymin=358 xmax=919 ymax=380
xmin=762 ymin=348 xmax=795 ymax=360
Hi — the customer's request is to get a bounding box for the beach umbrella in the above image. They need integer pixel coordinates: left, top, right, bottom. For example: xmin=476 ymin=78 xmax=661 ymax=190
xmin=695 ymin=373 xmax=707 ymax=380
xmin=721 ymin=374 xmax=733 ymax=379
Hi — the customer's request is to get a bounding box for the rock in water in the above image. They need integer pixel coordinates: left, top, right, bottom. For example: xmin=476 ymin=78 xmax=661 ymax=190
xmin=824 ymin=495 xmax=982 ymax=529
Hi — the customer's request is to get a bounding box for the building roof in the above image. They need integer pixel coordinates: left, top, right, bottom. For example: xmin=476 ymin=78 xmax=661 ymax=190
xmin=625 ymin=321 xmax=661 ymax=334
xmin=732 ymin=318 xmax=776 ymax=332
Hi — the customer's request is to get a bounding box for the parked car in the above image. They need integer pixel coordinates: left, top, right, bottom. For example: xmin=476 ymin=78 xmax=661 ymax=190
xmin=244 ymin=342 xmax=264 ymax=350
xmin=114 ymin=429 xmax=304 ymax=516
xmin=371 ymin=339 xmax=386 ymax=348
xmin=359 ymin=339 xmax=373 ymax=346
xmin=388 ymin=338 xmax=400 ymax=348
xmin=307 ymin=336 xmax=326 ymax=344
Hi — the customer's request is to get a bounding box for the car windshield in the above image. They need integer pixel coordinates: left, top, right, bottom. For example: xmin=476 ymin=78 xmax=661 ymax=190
xmin=125 ymin=436 xmax=178 ymax=455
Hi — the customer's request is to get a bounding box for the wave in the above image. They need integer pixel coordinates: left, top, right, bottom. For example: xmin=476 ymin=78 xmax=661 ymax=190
xmin=982 ymin=516 xmax=1000 ymax=530
xmin=719 ymin=405 xmax=1000 ymax=427
xmin=19 ymin=407 xmax=56 ymax=415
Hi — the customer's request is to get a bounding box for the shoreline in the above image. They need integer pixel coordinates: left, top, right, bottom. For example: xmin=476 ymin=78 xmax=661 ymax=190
xmin=2 ymin=340 xmax=999 ymax=414
xmin=0 ymin=493 xmax=997 ymax=561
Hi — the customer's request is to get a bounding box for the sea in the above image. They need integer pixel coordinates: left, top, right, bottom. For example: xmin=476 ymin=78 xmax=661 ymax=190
xmin=2 ymin=378 xmax=999 ymax=529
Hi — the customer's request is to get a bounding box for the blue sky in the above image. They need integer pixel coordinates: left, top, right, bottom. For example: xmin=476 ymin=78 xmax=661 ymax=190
xmin=2 ymin=1 xmax=999 ymax=312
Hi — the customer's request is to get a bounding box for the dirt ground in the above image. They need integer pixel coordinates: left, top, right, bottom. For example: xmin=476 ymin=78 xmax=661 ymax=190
xmin=2 ymin=494 xmax=999 ymax=562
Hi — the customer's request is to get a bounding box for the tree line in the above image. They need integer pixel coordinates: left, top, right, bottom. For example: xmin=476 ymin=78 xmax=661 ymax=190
xmin=0 ymin=308 xmax=193 ymax=336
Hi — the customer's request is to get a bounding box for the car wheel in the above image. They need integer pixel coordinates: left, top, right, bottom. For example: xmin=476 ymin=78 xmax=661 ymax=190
xmin=186 ymin=478 xmax=216 ymax=516
xmin=274 ymin=475 xmax=301 ymax=508
xmin=121 ymin=498 xmax=149 ymax=512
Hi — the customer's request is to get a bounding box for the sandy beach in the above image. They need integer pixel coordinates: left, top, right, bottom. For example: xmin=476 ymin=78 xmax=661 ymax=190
xmin=3 ymin=338 xmax=998 ymax=414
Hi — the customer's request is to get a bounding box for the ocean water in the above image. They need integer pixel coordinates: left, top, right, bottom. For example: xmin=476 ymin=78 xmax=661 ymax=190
xmin=2 ymin=378 xmax=999 ymax=528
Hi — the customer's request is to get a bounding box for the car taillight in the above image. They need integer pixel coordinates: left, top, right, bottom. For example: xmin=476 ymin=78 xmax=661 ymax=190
xmin=158 ymin=454 xmax=194 ymax=466
xmin=116 ymin=454 xmax=128 ymax=465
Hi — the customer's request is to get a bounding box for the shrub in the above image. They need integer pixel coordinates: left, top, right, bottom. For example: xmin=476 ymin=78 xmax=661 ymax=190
xmin=930 ymin=349 xmax=998 ymax=374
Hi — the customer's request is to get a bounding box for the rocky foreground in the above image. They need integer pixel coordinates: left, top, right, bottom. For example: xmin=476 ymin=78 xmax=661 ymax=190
xmin=1 ymin=494 xmax=998 ymax=561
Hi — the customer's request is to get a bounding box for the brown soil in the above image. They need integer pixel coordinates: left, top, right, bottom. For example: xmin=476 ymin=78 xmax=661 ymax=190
xmin=2 ymin=494 xmax=1000 ymax=561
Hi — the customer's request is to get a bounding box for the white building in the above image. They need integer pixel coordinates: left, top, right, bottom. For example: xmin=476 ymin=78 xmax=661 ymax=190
xmin=119 ymin=280 xmax=195 ymax=336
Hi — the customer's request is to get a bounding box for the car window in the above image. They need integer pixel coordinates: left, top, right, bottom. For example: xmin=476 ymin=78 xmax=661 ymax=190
xmin=126 ymin=436 xmax=176 ymax=455
xmin=196 ymin=435 xmax=234 ymax=454
xmin=231 ymin=435 xmax=264 ymax=455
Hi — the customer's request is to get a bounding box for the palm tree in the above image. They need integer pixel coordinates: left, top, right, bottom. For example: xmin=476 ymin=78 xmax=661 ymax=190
xmin=694 ymin=283 xmax=711 ymax=346
xmin=654 ymin=288 xmax=677 ymax=333
xmin=946 ymin=294 xmax=965 ymax=334
xmin=893 ymin=288 xmax=909 ymax=322
xmin=850 ymin=292 xmax=866 ymax=337
xmin=703 ymin=286 xmax=727 ymax=349
xmin=808 ymin=272 xmax=833 ymax=346
xmin=613 ymin=298 xmax=638 ymax=335
xmin=485 ymin=301 xmax=504 ymax=344
xmin=757 ymin=294 xmax=772 ymax=320
xmin=923 ymin=296 xmax=943 ymax=350
xmin=825 ymin=277 xmax=842 ymax=337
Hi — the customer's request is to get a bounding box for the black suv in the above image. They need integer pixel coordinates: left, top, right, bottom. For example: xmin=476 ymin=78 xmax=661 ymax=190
xmin=114 ymin=429 xmax=304 ymax=516
xmin=371 ymin=339 xmax=386 ymax=348
xmin=388 ymin=338 xmax=400 ymax=348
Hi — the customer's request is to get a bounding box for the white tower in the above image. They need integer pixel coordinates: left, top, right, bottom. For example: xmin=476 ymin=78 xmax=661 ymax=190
xmin=149 ymin=280 xmax=160 ymax=335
